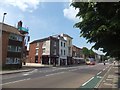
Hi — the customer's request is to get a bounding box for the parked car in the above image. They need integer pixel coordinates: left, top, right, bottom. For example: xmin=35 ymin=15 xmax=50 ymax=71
xmin=85 ymin=58 xmax=95 ymax=65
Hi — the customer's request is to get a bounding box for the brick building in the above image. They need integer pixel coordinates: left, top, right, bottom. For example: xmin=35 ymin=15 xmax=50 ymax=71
xmin=29 ymin=36 xmax=59 ymax=66
xmin=1 ymin=22 xmax=29 ymax=68
xmin=72 ymin=45 xmax=84 ymax=64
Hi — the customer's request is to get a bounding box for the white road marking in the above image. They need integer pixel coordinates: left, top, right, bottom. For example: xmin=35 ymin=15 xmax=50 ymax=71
xmin=45 ymin=72 xmax=64 ymax=77
xmin=97 ymin=71 xmax=102 ymax=75
xmin=82 ymin=77 xmax=94 ymax=86
xmin=2 ymin=78 xmax=31 ymax=85
xmin=22 ymin=69 xmax=38 ymax=76
xmin=103 ymin=69 xmax=106 ymax=71
xmin=97 ymin=76 xmax=102 ymax=78
xmin=23 ymin=73 xmax=30 ymax=76
xmin=68 ymin=69 xmax=78 ymax=72
xmin=95 ymin=65 xmax=112 ymax=88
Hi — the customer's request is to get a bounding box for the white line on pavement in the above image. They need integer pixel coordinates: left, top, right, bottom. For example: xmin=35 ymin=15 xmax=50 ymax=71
xmin=82 ymin=77 xmax=94 ymax=86
xmin=97 ymin=71 xmax=102 ymax=75
xmin=68 ymin=69 xmax=78 ymax=71
xmin=23 ymin=73 xmax=30 ymax=76
xmin=103 ymin=69 xmax=106 ymax=71
xmin=22 ymin=69 xmax=38 ymax=76
xmin=2 ymin=78 xmax=31 ymax=85
xmin=97 ymin=76 xmax=102 ymax=78
xmin=95 ymin=65 xmax=112 ymax=88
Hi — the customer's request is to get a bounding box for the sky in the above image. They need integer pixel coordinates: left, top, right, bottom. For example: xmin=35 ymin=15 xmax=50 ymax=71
xmin=0 ymin=0 xmax=104 ymax=55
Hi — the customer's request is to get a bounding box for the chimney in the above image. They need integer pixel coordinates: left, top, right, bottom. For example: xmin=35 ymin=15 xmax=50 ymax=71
xmin=18 ymin=21 xmax=22 ymax=28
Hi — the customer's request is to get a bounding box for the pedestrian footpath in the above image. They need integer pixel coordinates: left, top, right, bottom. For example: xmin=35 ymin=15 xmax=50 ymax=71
xmin=0 ymin=67 xmax=33 ymax=75
xmin=97 ymin=62 xmax=120 ymax=88
xmin=0 ymin=63 xmax=52 ymax=75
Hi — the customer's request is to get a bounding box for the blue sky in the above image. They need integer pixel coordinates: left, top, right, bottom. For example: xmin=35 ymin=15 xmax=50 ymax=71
xmin=0 ymin=0 xmax=104 ymax=55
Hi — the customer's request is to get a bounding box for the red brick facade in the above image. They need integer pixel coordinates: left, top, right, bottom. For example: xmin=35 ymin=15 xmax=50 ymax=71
xmin=29 ymin=42 xmax=43 ymax=63
xmin=1 ymin=22 xmax=28 ymax=68
xmin=2 ymin=31 xmax=9 ymax=65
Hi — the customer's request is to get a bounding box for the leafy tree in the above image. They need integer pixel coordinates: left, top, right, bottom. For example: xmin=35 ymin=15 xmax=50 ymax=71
xmin=89 ymin=49 xmax=95 ymax=58
xmin=82 ymin=47 xmax=89 ymax=58
xmin=71 ymin=2 xmax=120 ymax=60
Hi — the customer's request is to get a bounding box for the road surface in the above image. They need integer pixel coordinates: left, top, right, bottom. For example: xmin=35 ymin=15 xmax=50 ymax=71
xmin=2 ymin=63 xmax=111 ymax=88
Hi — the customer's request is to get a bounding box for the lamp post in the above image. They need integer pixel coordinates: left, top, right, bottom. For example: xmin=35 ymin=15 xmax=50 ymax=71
xmin=0 ymin=13 xmax=7 ymax=37
xmin=2 ymin=13 xmax=7 ymax=23
xmin=0 ymin=13 xmax=7 ymax=68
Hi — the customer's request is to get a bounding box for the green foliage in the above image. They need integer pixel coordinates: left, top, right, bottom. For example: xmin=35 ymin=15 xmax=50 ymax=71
xmin=89 ymin=49 xmax=95 ymax=58
xmin=71 ymin=2 xmax=120 ymax=60
xmin=82 ymin=47 xmax=95 ymax=58
xmin=82 ymin=47 xmax=89 ymax=58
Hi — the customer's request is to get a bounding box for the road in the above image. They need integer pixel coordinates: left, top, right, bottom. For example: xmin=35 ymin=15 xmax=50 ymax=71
xmin=2 ymin=63 xmax=111 ymax=88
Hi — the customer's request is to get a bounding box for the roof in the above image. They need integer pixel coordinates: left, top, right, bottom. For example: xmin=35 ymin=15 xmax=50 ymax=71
xmin=30 ymin=36 xmax=59 ymax=44
xmin=0 ymin=23 xmax=23 ymax=36
xmin=72 ymin=45 xmax=82 ymax=50
xmin=61 ymin=33 xmax=73 ymax=39
xmin=52 ymin=35 xmax=67 ymax=42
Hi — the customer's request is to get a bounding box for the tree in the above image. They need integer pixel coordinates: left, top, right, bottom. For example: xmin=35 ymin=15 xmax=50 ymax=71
xmin=71 ymin=2 xmax=120 ymax=60
xmin=89 ymin=49 xmax=95 ymax=58
xmin=82 ymin=47 xmax=89 ymax=59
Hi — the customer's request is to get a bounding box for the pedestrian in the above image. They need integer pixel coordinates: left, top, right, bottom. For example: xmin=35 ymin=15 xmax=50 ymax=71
xmin=113 ymin=61 xmax=116 ymax=65
xmin=103 ymin=61 xmax=105 ymax=65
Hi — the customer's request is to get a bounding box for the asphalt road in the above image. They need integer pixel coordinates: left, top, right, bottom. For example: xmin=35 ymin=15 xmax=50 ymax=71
xmin=2 ymin=63 xmax=111 ymax=88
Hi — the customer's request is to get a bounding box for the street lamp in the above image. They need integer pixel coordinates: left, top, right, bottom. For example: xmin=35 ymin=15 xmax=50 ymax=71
xmin=0 ymin=13 xmax=7 ymax=37
xmin=2 ymin=13 xmax=7 ymax=23
xmin=0 ymin=13 xmax=7 ymax=68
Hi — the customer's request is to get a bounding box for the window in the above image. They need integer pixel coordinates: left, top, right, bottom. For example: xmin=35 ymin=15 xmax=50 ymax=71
xmin=43 ymin=42 xmax=46 ymax=46
xmin=61 ymin=49 xmax=63 ymax=55
xmin=16 ymin=47 xmax=21 ymax=52
xmin=54 ymin=42 xmax=56 ymax=46
xmin=8 ymin=46 xmax=11 ymax=51
xmin=8 ymin=45 xmax=16 ymax=52
xmin=9 ymin=34 xmax=22 ymax=41
xmin=14 ymin=58 xmax=20 ymax=64
xmin=6 ymin=58 xmax=13 ymax=64
xmin=68 ymin=47 xmax=71 ymax=55
xmin=64 ymin=50 xmax=65 ymax=55
xmin=75 ymin=52 xmax=76 ymax=56
xmin=18 ymin=36 xmax=22 ymax=41
xmin=18 ymin=47 xmax=22 ymax=52
xmin=61 ymin=42 xmax=63 ymax=47
xmin=8 ymin=46 xmax=22 ymax=52
xmin=6 ymin=58 xmax=20 ymax=64
xmin=53 ymin=49 xmax=56 ymax=55
xmin=42 ymin=48 xmax=45 ymax=53
xmin=35 ymin=56 xmax=38 ymax=63
xmin=36 ymin=42 xmax=39 ymax=47
xmin=69 ymin=40 xmax=71 ymax=45
xmin=36 ymin=49 xmax=39 ymax=55
xmin=64 ymin=43 xmax=65 ymax=47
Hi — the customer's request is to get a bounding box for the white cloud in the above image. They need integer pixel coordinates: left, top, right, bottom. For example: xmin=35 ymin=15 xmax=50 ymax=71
xmin=63 ymin=6 xmax=79 ymax=22
xmin=0 ymin=0 xmax=41 ymax=12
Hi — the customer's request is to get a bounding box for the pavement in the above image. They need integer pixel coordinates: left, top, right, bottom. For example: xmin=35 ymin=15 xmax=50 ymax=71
xmin=1 ymin=62 xmax=120 ymax=88
xmin=97 ymin=62 xmax=120 ymax=89
xmin=0 ymin=63 xmax=53 ymax=75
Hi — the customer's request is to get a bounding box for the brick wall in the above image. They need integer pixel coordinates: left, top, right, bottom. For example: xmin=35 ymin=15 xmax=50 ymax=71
xmin=2 ymin=31 xmax=9 ymax=66
xmin=29 ymin=42 xmax=43 ymax=63
xmin=38 ymin=42 xmax=43 ymax=63
xmin=29 ymin=43 xmax=36 ymax=63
